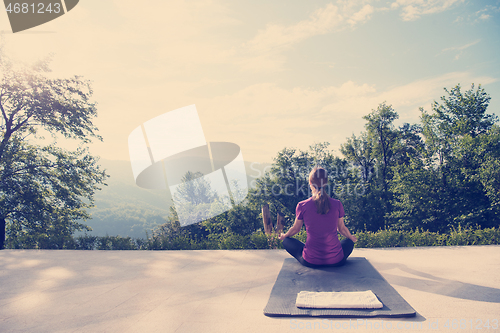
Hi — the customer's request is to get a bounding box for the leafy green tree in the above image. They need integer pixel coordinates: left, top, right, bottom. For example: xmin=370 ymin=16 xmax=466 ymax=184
xmin=249 ymin=142 xmax=365 ymax=232
xmin=476 ymin=125 xmax=500 ymax=209
xmin=421 ymin=84 xmax=495 ymax=173
xmin=340 ymin=104 xmax=402 ymax=231
xmin=0 ymin=54 xmax=107 ymax=249
xmin=339 ymin=133 xmax=380 ymax=231
xmin=390 ymin=157 xmax=450 ymax=231
xmin=340 ymin=132 xmax=375 ymax=183
xmin=173 ymin=171 xmax=218 ymax=206
xmin=391 ymin=84 xmax=499 ymax=232
xmin=433 ymin=84 xmax=495 ymax=138
xmin=363 ymin=103 xmax=399 ymax=207
xmin=452 ymin=124 xmax=500 ymax=227
xmin=393 ymin=123 xmax=424 ymax=166
xmin=155 ymin=170 xmax=230 ymax=244
xmin=251 ymin=146 xmax=313 ymax=220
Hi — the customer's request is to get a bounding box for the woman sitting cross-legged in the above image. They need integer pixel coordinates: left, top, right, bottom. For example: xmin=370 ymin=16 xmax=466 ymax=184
xmin=278 ymin=166 xmax=357 ymax=267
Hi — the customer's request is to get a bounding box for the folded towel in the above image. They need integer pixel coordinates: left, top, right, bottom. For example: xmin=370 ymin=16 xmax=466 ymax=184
xmin=296 ymin=290 xmax=383 ymax=309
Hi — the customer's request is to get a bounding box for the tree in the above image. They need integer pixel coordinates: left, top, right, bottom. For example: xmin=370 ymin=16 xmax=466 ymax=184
xmin=339 ymin=103 xmax=400 ymax=230
xmin=0 ymin=53 xmax=107 ymax=249
xmin=363 ymin=103 xmax=399 ymax=202
xmin=421 ymin=84 xmax=495 ymax=172
xmin=390 ymin=157 xmax=450 ymax=232
xmin=340 ymin=132 xmax=375 ymax=183
xmin=393 ymin=123 xmax=423 ymax=166
xmin=432 ymin=84 xmax=495 ymax=139
xmin=172 ymin=171 xmax=218 ymax=206
xmin=252 ymin=146 xmax=313 ymax=220
xmin=340 ymin=132 xmax=385 ymax=231
xmin=390 ymin=84 xmax=499 ymax=232
xmin=249 ymin=143 xmax=365 ymax=232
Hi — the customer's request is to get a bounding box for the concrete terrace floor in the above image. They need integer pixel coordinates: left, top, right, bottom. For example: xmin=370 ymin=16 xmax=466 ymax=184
xmin=1 ymin=246 xmax=499 ymax=333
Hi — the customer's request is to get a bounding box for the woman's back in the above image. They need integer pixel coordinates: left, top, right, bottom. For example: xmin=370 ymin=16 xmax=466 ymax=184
xmin=297 ymin=197 xmax=345 ymax=265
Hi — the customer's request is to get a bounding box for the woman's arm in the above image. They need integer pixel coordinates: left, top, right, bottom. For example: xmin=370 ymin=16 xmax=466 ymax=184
xmin=337 ymin=217 xmax=357 ymax=242
xmin=278 ymin=217 xmax=303 ymax=240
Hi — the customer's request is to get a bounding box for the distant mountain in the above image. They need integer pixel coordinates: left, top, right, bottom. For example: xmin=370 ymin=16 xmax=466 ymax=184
xmin=83 ymin=159 xmax=172 ymax=238
xmin=83 ymin=159 xmax=271 ymax=238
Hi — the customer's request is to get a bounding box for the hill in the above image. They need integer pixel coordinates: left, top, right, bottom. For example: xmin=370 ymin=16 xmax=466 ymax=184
xmin=83 ymin=159 xmax=270 ymax=238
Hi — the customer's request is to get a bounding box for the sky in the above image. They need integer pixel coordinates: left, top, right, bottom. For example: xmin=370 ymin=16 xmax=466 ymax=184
xmin=1 ymin=0 xmax=499 ymax=165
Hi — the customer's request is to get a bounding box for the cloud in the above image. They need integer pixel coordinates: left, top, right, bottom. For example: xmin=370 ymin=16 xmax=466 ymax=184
xmin=348 ymin=4 xmax=375 ymax=26
xmin=194 ymin=72 xmax=497 ymax=162
xmin=390 ymin=0 xmax=464 ymax=21
xmin=453 ymin=5 xmax=499 ymax=24
xmin=246 ymin=2 xmax=376 ymax=53
xmin=196 ymin=81 xmax=375 ymax=160
xmin=437 ymin=39 xmax=480 ymax=60
xmin=5 ymin=0 xmax=497 ymax=164
xmin=85 ymin=71 xmax=496 ymax=162
xmin=246 ymin=4 xmax=342 ymax=52
xmin=239 ymin=2 xmax=376 ymax=72
xmin=474 ymin=5 xmax=500 ymax=21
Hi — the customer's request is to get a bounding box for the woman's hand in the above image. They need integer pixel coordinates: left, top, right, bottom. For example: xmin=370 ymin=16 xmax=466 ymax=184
xmin=279 ymin=218 xmax=303 ymax=241
xmin=338 ymin=217 xmax=357 ymax=243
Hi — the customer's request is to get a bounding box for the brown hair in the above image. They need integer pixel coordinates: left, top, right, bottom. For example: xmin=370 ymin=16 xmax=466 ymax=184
xmin=309 ymin=166 xmax=330 ymax=214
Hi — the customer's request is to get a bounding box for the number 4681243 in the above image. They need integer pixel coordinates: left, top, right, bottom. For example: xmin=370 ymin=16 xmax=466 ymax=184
xmin=5 ymin=2 xmax=61 ymax=14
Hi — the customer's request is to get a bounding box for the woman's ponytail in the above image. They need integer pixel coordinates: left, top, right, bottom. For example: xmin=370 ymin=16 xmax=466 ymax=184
xmin=309 ymin=167 xmax=330 ymax=214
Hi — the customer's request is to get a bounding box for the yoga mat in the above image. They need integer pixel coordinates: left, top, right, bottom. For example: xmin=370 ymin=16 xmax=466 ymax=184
xmin=264 ymin=257 xmax=416 ymax=317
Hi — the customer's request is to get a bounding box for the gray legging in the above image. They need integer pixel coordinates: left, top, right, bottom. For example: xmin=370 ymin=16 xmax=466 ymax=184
xmin=282 ymin=237 xmax=354 ymax=268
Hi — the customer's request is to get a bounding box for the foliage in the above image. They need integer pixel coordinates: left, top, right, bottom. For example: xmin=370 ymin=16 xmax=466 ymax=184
xmin=95 ymin=84 xmax=498 ymax=249
xmin=4 ymin=75 xmax=499 ymax=250
xmin=0 ymin=53 xmax=107 ymax=249
xmin=6 ymin=225 xmax=499 ymax=250
xmin=218 ymin=232 xmax=250 ymax=249
xmin=355 ymin=226 xmax=500 ymax=248
xmin=74 ymin=234 xmax=99 ymax=250
xmin=249 ymin=230 xmax=268 ymax=249
xmin=390 ymin=84 xmax=499 ymax=232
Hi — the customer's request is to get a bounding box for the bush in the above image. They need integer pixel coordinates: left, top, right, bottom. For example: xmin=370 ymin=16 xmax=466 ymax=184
xmin=406 ymin=228 xmax=445 ymax=246
xmin=219 ymin=232 xmax=250 ymax=249
xmin=75 ymin=234 xmax=98 ymax=250
xmin=5 ymin=225 xmax=499 ymax=250
xmin=249 ymin=230 xmax=268 ymax=249
xmin=354 ymin=226 xmax=500 ymax=248
xmin=295 ymin=230 xmax=307 ymax=243
xmin=356 ymin=229 xmax=406 ymax=247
